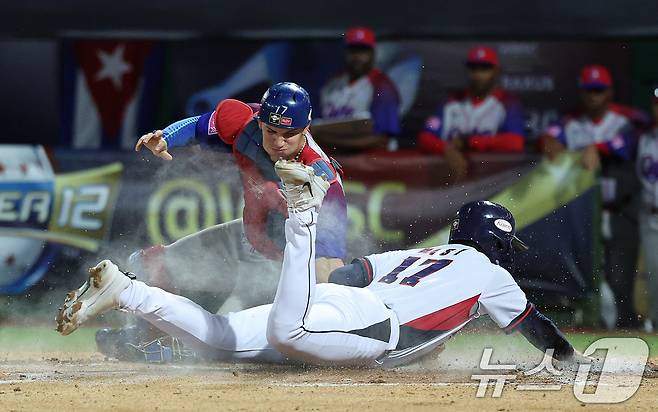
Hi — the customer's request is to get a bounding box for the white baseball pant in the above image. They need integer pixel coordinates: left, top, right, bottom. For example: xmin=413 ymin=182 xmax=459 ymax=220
xmin=118 ymin=210 xmax=399 ymax=365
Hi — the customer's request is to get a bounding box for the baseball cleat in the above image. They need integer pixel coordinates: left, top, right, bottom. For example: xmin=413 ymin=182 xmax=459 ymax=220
xmin=56 ymin=260 xmax=134 ymax=336
xmin=275 ymin=159 xmax=329 ymax=213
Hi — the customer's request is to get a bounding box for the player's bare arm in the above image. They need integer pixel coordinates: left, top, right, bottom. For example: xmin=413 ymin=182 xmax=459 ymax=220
xmin=315 ymin=257 xmax=344 ymax=283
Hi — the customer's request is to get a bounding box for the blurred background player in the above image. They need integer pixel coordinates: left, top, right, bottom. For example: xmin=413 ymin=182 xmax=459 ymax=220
xmin=318 ymin=27 xmax=401 ymax=152
xmin=97 ymin=82 xmax=347 ymax=358
xmin=540 ymin=65 xmax=648 ymax=328
xmin=637 ymin=88 xmax=658 ymax=332
xmin=417 ymin=46 xmax=526 ymax=180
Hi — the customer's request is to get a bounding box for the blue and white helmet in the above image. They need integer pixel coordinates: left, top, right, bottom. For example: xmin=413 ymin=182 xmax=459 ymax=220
xmin=258 ymin=82 xmax=312 ymax=129
xmin=449 ymin=200 xmax=529 ymax=272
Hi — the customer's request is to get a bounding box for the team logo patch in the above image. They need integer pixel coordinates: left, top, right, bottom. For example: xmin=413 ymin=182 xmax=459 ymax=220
xmin=269 ymin=112 xmax=282 ymax=125
xmin=426 ymin=116 xmax=441 ymax=131
xmin=611 ymin=135 xmax=625 ymax=150
xmin=452 ymin=219 xmax=459 ymax=230
xmin=494 ymin=219 xmax=513 ymax=233
xmin=268 ymin=113 xmax=293 ymax=126
xmin=546 ymin=125 xmax=561 ymax=138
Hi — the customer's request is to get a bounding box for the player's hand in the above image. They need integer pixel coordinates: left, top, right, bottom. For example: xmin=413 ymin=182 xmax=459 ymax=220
xmin=542 ymin=136 xmax=566 ymax=161
xmin=444 ymin=142 xmax=468 ymax=181
xmin=135 ymin=130 xmax=173 ymax=161
xmin=580 ymin=144 xmax=601 ymax=171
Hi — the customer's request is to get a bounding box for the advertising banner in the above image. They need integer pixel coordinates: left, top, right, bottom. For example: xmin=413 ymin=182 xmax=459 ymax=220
xmin=1 ymin=146 xmax=597 ymax=298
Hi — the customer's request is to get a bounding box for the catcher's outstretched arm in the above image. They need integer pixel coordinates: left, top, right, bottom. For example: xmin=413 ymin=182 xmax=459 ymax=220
xmin=161 ymin=115 xmax=203 ymax=147
xmin=136 ymin=111 xmax=231 ymax=160
xmin=161 ymin=110 xmax=228 ymax=148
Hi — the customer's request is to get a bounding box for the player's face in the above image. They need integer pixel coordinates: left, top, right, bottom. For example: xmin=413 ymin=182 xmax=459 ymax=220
xmin=467 ymin=64 xmax=498 ymax=96
xmin=259 ymin=121 xmax=307 ymax=162
xmin=581 ymin=87 xmax=611 ymax=114
xmin=345 ymin=47 xmax=374 ymax=80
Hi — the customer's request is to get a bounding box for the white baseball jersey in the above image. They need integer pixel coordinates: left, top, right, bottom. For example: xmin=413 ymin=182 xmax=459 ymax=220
xmin=545 ymin=104 xmax=642 ymax=157
xmin=320 ymin=69 xmax=401 ymax=136
xmin=546 ymin=104 xmax=642 ymax=203
xmin=365 ymin=245 xmax=527 ymax=331
xmin=443 ymin=95 xmax=506 ymax=137
xmin=321 ymin=74 xmax=373 ymax=120
xmin=563 ymin=111 xmax=629 ymax=149
xmin=638 ymin=129 xmax=658 ymax=209
xmin=422 ymin=89 xmax=525 ymax=140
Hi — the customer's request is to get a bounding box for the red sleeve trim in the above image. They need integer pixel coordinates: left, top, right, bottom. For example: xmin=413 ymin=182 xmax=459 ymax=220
xmin=417 ymin=131 xmax=446 ymax=154
xmin=504 ymin=302 xmax=534 ymax=334
xmin=360 ymin=257 xmax=374 ymax=283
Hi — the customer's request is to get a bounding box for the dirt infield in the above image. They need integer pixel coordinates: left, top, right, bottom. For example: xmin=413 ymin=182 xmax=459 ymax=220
xmin=0 ymin=351 xmax=656 ymax=412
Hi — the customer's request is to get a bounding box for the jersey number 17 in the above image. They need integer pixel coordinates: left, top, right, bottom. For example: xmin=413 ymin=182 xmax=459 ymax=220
xmin=378 ymin=257 xmax=452 ymax=287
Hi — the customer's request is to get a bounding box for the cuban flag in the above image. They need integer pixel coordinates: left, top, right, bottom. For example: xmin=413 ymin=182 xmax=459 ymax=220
xmin=60 ymin=40 xmax=164 ymax=149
